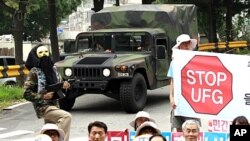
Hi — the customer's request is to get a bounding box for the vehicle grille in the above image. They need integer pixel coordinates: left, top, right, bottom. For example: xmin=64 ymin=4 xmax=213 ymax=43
xmin=73 ymin=67 xmax=103 ymax=80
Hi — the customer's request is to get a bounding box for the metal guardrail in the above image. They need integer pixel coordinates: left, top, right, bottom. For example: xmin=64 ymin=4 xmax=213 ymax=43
xmin=198 ymin=41 xmax=249 ymax=51
xmin=0 ymin=65 xmax=29 ymax=78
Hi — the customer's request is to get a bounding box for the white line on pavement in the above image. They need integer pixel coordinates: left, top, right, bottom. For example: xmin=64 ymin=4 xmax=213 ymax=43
xmin=3 ymin=102 xmax=30 ymax=110
xmin=0 ymin=130 xmax=34 ymax=139
xmin=0 ymin=127 xmax=6 ymax=131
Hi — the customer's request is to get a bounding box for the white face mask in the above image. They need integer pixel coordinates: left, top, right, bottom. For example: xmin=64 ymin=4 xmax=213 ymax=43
xmin=36 ymin=46 xmax=49 ymax=58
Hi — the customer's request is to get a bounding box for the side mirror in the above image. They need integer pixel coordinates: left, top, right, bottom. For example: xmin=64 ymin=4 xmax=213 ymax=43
xmin=157 ymin=45 xmax=166 ymax=59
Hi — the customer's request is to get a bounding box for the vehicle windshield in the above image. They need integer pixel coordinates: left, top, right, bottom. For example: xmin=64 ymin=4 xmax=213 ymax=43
xmin=76 ymin=32 xmax=151 ymax=53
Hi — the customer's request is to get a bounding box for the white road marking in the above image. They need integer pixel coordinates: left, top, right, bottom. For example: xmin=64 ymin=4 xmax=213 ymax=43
xmin=0 ymin=130 xmax=34 ymax=139
xmin=3 ymin=102 xmax=30 ymax=110
xmin=0 ymin=127 xmax=6 ymax=131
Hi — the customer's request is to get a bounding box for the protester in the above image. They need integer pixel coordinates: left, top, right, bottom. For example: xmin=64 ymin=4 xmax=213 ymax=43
xmin=167 ymin=34 xmax=201 ymax=132
xmin=129 ymin=111 xmax=155 ymax=130
xmin=88 ymin=121 xmax=108 ymax=141
xmin=23 ymin=44 xmax=72 ymax=141
xmin=40 ymin=123 xmax=65 ymax=141
xmin=232 ymin=115 xmax=249 ymax=125
xmin=149 ymin=134 xmax=166 ymax=141
xmin=182 ymin=120 xmax=200 ymax=141
xmin=134 ymin=121 xmax=161 ymax=141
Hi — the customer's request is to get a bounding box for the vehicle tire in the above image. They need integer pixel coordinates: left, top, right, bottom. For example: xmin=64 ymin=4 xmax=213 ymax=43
xmin=120 ymin=73 xmax=147 ymax=113
xmin=59 ymin=97 xmax=76 ymax=111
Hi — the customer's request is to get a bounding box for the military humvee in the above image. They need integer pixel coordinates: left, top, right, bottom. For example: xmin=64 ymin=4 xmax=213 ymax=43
xmin=55 ymin=4 xmax=198 ymax=113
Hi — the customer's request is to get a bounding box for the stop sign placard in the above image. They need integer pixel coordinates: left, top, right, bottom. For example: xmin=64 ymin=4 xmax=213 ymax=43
xmin=181 ymin=55 xmax=233 ymax=115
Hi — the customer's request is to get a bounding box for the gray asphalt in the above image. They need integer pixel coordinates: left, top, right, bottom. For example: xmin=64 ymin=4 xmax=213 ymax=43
xmin=0 ymin=86 xmax=209 ymax=140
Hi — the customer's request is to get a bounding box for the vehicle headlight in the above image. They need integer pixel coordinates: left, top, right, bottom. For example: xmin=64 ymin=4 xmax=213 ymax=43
xmin=103 ymin=68 xmax=111 ymax=77
xmin=65 ymin=68 xmax=72 ymax=77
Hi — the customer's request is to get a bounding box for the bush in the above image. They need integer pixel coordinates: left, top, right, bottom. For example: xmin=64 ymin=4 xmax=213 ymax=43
xmin=0 ymin=85 xmax=24 ymax=110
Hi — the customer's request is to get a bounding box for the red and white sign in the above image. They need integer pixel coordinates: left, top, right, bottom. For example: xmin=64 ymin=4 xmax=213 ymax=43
xmin=107 ymin=131 xmax=129 ymax=141
xmin=172 ymin=49 xmax=250 ymax=120
xmin=181 ymin=55 xmax=233 ymax=115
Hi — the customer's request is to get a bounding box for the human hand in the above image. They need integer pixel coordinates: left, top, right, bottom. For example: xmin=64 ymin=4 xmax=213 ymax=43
xmin=43 ymin=92 xmax=54 ymax=100
xmin=170 ymin=100 xmax=176 ymax=109
xmin=63 ymin=81 xmax=71 ymax=90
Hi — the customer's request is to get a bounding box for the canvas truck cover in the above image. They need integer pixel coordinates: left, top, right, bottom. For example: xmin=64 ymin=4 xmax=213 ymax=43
xmin=91 ymin=4 xmax=198 ymax=47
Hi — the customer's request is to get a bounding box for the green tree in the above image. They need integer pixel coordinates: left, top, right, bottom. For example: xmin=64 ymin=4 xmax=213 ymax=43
xmin=0 ymin=0 xmax=83 ymax=85
xmin=154 ymin=0 xmax=250 ymax=42
xmin=0 ymin=10 xmax=12 ymax=35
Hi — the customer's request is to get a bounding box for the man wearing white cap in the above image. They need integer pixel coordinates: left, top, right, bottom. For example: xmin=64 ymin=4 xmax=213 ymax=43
xmin=129 ymin=111 xmax=156 ymax=130
xmin=167 ymin=34 xmax=201 ymax=132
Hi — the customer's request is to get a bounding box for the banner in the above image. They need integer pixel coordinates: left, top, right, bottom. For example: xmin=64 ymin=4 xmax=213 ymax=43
xmin=208 ymin=119 xmax=232 ymax=132
xmin=172 ymin=49 xmax=250 ymax=120
xmin=127 ymin=131 xmax=229 ymax=141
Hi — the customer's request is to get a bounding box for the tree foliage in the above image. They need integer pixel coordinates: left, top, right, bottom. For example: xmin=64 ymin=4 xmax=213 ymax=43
xmin=0 ymin=0 xmax=83 ymax=41
xmin=0 ymin=0 xmax=83 ymax=86
xmin=154 ymin=0 xmax=250 ymax=42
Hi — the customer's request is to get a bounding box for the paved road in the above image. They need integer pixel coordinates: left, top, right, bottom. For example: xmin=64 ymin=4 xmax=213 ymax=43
xmin=0 ymin=86 xmax=208 ymax=141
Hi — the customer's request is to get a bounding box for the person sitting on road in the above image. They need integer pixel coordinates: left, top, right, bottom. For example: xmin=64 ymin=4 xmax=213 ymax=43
xmin=182 ymin=120 xmax=200 ymax=141
xmin=129 ymin=111 xmax=156 ymax=130
xmin=40 ymin=123 xmax=65 ymax=141
xmin=88 ymin=121 xmax=108 ymax=141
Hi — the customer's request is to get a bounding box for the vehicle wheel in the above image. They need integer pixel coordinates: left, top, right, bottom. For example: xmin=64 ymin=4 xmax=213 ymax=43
xmin=59 ymin=97 xmax=76 ymax=111
xmin=120 ymin=73 xmax=147 ymax=113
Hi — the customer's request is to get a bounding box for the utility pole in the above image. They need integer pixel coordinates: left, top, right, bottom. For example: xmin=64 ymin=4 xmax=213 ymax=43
xmin=92 ymin=0 xmax=104 ymax=12
xmin=48 ymin=0 xmax=60 ymax=62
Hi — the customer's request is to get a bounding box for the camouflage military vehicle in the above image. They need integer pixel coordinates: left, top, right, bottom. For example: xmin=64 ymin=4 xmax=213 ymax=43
xmin=55 ymin=4 xmax=198 ymax=113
